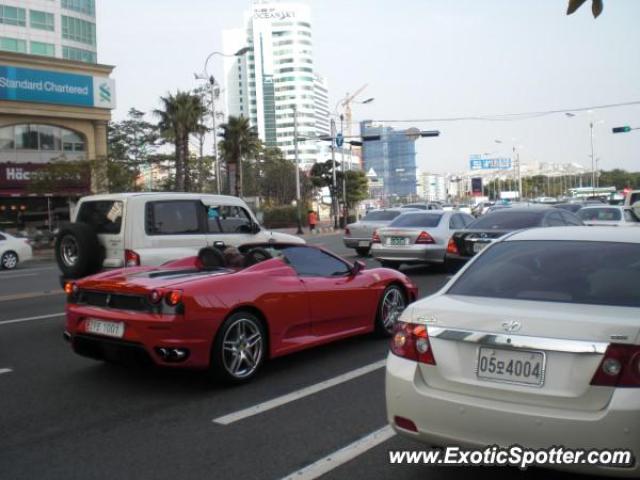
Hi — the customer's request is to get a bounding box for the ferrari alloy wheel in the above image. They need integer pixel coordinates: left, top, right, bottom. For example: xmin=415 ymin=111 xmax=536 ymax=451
xmin=212 ymin=312 xmax=266 ymax=384
xmin=376 ymin=285 xmax=406 ymax=336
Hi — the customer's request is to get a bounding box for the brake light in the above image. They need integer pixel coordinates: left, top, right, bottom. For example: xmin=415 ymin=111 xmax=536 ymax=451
xmin=345 ymin=227 xmax=351 ymax=236
xmin=590 ymin=344 xmax=640 ymax=387
xmin=446 ymin=237 xmax=459 ymax=255
xmin=166 ymin=290 xmax=183 ymax=307
xmin=372 ymin=230 xmax=381 ymax=244
xmin=125 ymin=249 xmax=140 ymax=267
xmin=415 ymin=231 xmax=435 ymax=244
xmin=390 ymin=322 xmax=436 ymax=365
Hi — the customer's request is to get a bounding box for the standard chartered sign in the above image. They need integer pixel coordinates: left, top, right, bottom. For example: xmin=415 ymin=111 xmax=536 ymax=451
xmin=0 ymin=65 xmax=116 ymax=109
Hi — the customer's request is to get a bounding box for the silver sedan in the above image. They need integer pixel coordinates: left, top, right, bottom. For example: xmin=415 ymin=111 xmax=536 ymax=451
xmin=343 ymin=208 xmax=412 ymax=256
xmin=577 ymin=205 xmax=640 ymax=227
xmin=371 ymin=210 xmax=475 ymax=269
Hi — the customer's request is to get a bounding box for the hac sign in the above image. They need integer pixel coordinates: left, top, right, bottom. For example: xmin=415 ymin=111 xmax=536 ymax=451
xmin=0 ymin=163 xmax=90 ymax=194
xmin=0 ymin=65 xmax=116 ymax=110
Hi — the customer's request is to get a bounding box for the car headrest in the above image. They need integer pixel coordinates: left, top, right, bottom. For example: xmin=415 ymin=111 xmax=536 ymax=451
xmin=197 ymin=247 xmax=225 ymax=271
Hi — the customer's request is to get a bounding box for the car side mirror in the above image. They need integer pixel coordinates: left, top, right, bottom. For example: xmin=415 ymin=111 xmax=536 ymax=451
xmin=352 ymin=260 xmax=366 ymax=275
xmin=251 ymin=222 xmax=261 ymax=234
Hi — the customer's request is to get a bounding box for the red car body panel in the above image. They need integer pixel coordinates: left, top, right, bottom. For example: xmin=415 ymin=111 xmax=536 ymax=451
xmin=65 ymin=250 xmax=418 ymax=370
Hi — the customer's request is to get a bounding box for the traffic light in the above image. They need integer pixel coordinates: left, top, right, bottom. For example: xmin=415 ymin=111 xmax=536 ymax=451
xmin=612 ymin=126 xmax=631 ymax=134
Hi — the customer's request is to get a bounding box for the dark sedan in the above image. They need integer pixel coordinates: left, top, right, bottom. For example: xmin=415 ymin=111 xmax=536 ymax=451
xmin=445 ymin=207 xmax=583 ymax=270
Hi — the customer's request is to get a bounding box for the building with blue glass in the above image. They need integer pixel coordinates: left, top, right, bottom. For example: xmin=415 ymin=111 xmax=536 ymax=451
xmin=360 ymin=121 xmax=418 ymax=199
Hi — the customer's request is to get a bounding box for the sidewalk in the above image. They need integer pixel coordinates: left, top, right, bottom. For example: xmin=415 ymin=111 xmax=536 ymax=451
xmin=272 ymin=221 xmax=339 ymax=237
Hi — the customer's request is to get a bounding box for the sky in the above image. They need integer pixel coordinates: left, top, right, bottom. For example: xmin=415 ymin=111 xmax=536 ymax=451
xmin=98 ymin=0 xmax=640 ymax=174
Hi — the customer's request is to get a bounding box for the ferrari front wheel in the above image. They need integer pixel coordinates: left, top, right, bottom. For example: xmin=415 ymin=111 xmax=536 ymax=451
xmin=375 ymin=285 xmax=406 ymax=337
xmin=211 ymin=312 xmax=266 ymax=384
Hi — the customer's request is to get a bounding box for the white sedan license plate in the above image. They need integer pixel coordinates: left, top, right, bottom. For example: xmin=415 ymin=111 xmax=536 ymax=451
xmin=473 ymin=242 xmax=489 ymax=254
xmin=477 ymin=347 xmax=544 ymax=386
xmin=358 ymin=240 xmax=370 ymax=247
xmin=85 ymin=318 xmax=125 ymax=338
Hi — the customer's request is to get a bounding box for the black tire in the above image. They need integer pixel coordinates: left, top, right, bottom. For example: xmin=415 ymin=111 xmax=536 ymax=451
xmin=375 ymin=285 xmax=407 ymax=337
xmin=380 ymin=260 xmax=401 ymax=270
xmin=210 ymin=311 xmax=267 ymax=384
xmin=55 ymin=223 xmax=102 ymax=279
xmin=355 ymin=247 xmax=370 ymax=257
xmin=1 ymin=251 xmax=18 ymax=270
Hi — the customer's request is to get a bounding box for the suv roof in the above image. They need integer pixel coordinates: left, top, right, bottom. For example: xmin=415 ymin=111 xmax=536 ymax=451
xmin=78 ymin=192 xmax=248 ymax=207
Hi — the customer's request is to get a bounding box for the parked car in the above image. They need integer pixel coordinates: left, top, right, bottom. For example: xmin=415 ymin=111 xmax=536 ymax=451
xmin=445 ymin=207 xmax=583 ymax=270
xmin=553 ymin=202 xmax=585 ymax=214
xmin=343 ymin=208 xmax=410 ymax=256
xmin=624 ymin=189 xmax=640 ymax=218
xmin=386 ymin=227 xmax=640 ymax=477
xmin=401 ymin=202 xmax=442 ymax=211
xmin=577 ymin=205 xmax=640 ymax=227
xmin=0 ymin=231 xmax=33 ymax=270
xmin=371 ymin=210 xmax=475 ymax=269
xmin=54 ymin=192 xmax=303 ymax=279
xmin=63 ymin=243 xmax=417 ymax=383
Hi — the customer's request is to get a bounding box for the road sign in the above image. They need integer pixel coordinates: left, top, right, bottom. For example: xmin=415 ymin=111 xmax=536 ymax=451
xmin=612 ymin=126 xmax=631 ymax=133
xmin=469 ymin=154 xmax=512 ymax=170
xmin=335 ymin=133 xmax=344 ymax=147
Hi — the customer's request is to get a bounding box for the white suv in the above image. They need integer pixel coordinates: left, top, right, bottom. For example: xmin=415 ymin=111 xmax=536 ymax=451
xmin=55 ymin=192 xmax=304 ymax=278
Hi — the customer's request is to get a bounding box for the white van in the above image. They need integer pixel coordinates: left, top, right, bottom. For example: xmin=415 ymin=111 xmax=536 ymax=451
xmin=55 ymin=192 xmax=304 ymax=278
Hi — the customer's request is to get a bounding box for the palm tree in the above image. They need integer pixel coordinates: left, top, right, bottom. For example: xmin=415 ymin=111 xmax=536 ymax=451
xmin=155 ymin=91 xmax=206 ymax=191
xmin=219 ymin=116 xmax=261 ymax=197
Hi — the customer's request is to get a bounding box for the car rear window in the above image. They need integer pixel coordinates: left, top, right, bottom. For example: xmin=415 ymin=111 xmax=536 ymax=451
xmin=448 ymin=240 xmax=640 ymax=308
xmin=578 ymin=208 xmax=622 ymax=221
xmin=76 ymin=201 xmax=123 ymax=235
xmin=362 ymin=211 xmax=402 ymax=221
xmin=468 ymin=211 xmax=543 ymax=230
xmin=389 ymin=213 xmax=442 ymax=228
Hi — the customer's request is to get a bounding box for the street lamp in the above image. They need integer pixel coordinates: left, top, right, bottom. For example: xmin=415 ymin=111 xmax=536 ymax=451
xmin=495 ymin=139 xmax=523 ymax=199
xmin=565 ymin=111 xmax=604 ymax=196
xmin=195 ymin=46 xmax=253 ymax=194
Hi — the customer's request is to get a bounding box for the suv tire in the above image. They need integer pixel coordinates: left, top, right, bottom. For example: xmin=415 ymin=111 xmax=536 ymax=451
xmin=55 ymin=223 xmax=102 ymax=278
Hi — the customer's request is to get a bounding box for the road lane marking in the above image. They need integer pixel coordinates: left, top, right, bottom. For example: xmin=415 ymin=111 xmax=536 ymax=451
xmin=0 ymin=368 xmax=12 ymax=376
xmin=0 ymin=291 xmax=64 ymax=303
xmin=213 ymin=359 xmax=386 ymax=425
xmin=281 ymin=425 xmax=396 ymax=480
xmin=0 ymin=266 xmax=57 ymax=275
xmin=0 ymin=273 xmax=38 ymax=280
xmin=0 ymin=313 xmax=64 ymax=326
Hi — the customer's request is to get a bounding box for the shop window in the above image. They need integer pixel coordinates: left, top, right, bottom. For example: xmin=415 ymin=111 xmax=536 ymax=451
xmin=15 ymin=125 xmax=39 ymax=150
xmin=0 ymin=125 xmax=85 ymax=154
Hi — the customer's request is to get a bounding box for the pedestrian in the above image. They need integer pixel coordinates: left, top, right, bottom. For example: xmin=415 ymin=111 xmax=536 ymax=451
xmin=307 ymin=210 xmax=318 ymax=233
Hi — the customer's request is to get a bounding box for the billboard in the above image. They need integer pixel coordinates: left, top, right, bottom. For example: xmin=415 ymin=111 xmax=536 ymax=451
xmin=471 ymin=177 xmax=483 ymax=196
xmin=469 ymin=154 xmax=512 ymax=171
xmin=0 ymin=65 xmax=116 ymax=109
xmin=0 ymin=163 xmax=90 ymax=195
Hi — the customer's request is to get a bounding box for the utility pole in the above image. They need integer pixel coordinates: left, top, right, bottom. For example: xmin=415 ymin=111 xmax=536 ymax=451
xmin=340 ymin=114 xmax=347 ymax=228
xmin=209 ymin=76 xmax=221 ymax=194
xmin=590 ymin=120 xmax=595 ymax=195
xmin=515 ymin=146 xmax=522 ymax=200
xmin=330 ymin=118 xmax=338 ymax=229
xmin=293 ymin=105 xmax=303 ymax=234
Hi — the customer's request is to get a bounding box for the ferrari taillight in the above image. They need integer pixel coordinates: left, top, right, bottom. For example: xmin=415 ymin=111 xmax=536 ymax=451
xmin=590 ymin=344 xmax=640 ymax=387
xmin=125 ymin=249 xmax=140 ymax=267
xmin=390 ymin=322 xmax=436 ymax=365
xmin=166 ymin=290 xmax=183 ymax=307
xmin=372 ymin=230 xmax=381 ymax=244
xmin=415 ymin=231 xmax=435 ymax=244
xmin=446 ymin=237 xmax=459 ymax=255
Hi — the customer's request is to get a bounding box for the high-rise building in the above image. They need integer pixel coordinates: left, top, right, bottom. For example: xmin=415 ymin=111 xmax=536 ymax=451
xmin=360 ymin=121 xmax=418 ymax=198
xmin=0 ymin=0 xmax=98 ymax=63
xmin=223 ymin=0 xmax=330 ymax=169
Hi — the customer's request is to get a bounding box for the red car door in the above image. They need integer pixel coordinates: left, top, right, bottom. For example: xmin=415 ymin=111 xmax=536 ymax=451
xmin=283 ymin=246 xmax=374 ymax=338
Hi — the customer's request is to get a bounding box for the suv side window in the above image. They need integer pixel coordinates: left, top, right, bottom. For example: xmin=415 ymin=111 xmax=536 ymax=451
xmin=449 ymin=214 xmax=464 ymax=229
xmin=77 ymin=201 xmax=123 ymax=234
xmin=145 ymin=201 xmax=205 ymax=235
xmin=206 ymin=205 xmax=253 ymax=233
xmin=546 ymin=212 xmax=566 ymax=226
xmin=283 ymin=246 xmax=351 ymax=277
xmin=560 ymin=211 xmax=583 ymax=226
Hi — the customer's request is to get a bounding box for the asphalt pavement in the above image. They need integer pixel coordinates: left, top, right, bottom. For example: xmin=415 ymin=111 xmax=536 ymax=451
xmin=0 ymin=235 xmax=581 ymax=480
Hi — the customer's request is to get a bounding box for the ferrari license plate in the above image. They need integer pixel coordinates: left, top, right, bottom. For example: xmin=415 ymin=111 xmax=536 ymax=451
xmin=477 ymin=347 xmax=544 ymax=386
xmin=85 ymin=318 xmax=125 ymax=338
xmin=389 ymin=237 xmax=406 ymax=246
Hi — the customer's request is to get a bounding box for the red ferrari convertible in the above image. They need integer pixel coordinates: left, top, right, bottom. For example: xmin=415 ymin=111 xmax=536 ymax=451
xmin=63 ymin=243 xmax=417 ymax=383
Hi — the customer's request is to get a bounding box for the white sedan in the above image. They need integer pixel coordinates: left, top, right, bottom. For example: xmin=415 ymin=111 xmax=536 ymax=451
xmin=386 ymin=227 xmax=639 ymax=477
xmin=0 ymin=231 xmax=33 ymax=270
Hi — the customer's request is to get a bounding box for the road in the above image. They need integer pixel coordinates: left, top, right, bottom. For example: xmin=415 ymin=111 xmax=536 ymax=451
xmin=0 ymin=235 xmax=569 ymax=480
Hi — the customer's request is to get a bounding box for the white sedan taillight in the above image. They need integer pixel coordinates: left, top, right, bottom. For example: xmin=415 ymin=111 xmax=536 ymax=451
xmin=590 ymin=344 xmax=640 ymax=387
xmin=390 ymin=322 xmax=436 ymax=365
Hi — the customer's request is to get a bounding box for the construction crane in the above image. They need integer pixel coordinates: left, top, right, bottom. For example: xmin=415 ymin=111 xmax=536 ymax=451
xmin=337 ymin=84 xmax=369 ymax=138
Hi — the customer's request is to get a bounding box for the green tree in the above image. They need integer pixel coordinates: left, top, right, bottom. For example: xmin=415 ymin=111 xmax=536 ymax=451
xmin=218 ymin=115 xmax=261 ymax=197
xmin=567 ymin=0 xmax=603 ymax=18
xmin=154 ymin=91 xmax=206 ymax=192
xmin=342 ymin=170 xmax=369 ymax=208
